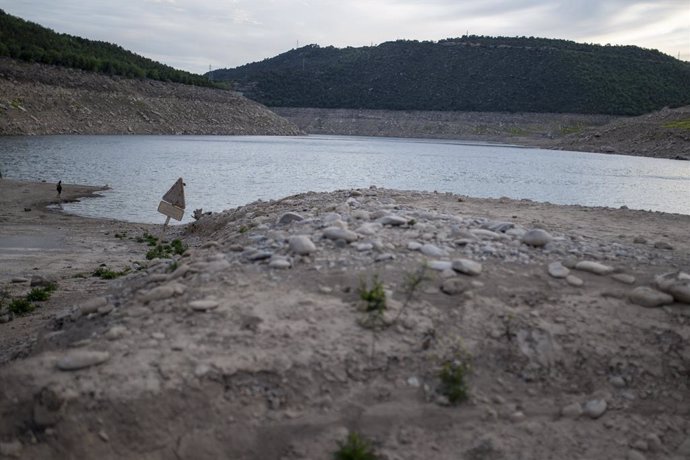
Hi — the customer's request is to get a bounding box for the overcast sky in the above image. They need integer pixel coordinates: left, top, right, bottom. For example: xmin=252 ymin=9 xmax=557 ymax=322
xmin=1 ymin=0 xmax=688 ymax=74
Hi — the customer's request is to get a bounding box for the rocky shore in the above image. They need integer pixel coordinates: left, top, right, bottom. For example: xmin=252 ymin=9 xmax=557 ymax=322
xmin=1 ymin=180 xmax=689 ymax=459
xmin=0 ymin=58 xmax=302 ymax=136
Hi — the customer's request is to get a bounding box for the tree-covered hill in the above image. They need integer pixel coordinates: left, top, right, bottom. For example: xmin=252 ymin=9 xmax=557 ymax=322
xmin=0 ymin=9 xmax=215 ymax=87
xmin=209 ymin=37 xmax=690 ymax=115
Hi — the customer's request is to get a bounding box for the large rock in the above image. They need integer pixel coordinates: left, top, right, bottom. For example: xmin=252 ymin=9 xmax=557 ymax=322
xmin=522 ymin=229 xmax=552 ymax=247
xmin=655 ymin=271 xmax=690 ymax=304
xmin=323 ymin=227 xmax=358 ymax=242
xmin=547 ymin=261 xmax=570 ymax=278
xmin=420 ymin=244 xmax=446 ymax=257
xmin=629 ymin=287 xmax=673 ymax=308
xmin=288 ymin=235 xmax=316 ymax=255
xmin=451 ymin=259 xmax=482 ymax=276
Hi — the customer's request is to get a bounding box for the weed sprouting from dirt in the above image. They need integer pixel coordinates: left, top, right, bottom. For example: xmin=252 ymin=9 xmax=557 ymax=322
xmin=145 ymin=238 xmax=187 ymax=260
xmin=93 ymin=266 xmax=130 ymax=280
xmin=26 ymin=287 xmax=51 ymax=302
xmin=358 ymin=274 xmax=386 ymax=314
xmin=664 ymin=118 xmax=690 ymax=130
xmin=8 ymin=298 xmax=34 ymax=315
xmin=333 ymin=432 xmax=378 ymax=460
xmin=439 ymin=358 xmax=471 ymax=405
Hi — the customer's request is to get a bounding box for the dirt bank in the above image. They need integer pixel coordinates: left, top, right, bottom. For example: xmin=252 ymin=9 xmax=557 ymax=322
xmin=0 ymin=58 xmax=301 ymax=136
xmin=0 ymin=181 xmax=689 ymax=459
xmin=275 ymin=106 xmax=690 ymax=160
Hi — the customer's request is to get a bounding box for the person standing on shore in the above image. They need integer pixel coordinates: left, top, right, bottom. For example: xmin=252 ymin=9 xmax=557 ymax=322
xmin=57 ymin=180 xmax=62 ymax=197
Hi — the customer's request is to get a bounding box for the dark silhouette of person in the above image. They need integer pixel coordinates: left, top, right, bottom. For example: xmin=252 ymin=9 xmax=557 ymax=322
xmin=57 ymin=180 xmax=62 ymax=197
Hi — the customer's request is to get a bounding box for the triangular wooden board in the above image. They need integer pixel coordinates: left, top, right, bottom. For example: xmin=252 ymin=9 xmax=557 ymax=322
xmin=162 ymin=178 xmax=185 ymax=209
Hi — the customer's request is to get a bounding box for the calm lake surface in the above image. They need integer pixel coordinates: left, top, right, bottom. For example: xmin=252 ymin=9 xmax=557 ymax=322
xmin=1 ymin=134 xmax=689 ymax=223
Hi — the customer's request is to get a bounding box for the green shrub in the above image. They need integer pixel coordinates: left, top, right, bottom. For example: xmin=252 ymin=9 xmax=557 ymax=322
xmin=439 ymin=359 xmax=471 ymax=404
xmin=358 ymin=275 xmax=386 ymax=313
xmin=8 ymin=298 xmax=34 ymax=315
xmin=26 ymin=288 xmax=51 ymax=301
xmin=93 ymin=266 xmax=129 ymax=279
xmin=333 ymin=432 xmax=378 ymax=460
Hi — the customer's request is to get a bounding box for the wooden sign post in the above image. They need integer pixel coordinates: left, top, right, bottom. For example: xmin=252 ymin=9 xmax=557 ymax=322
xmin=157 ymin=178 xmax=186 ymax=243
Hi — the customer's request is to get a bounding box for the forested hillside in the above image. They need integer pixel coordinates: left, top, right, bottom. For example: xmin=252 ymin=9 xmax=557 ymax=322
xmin=0 ymin=9 xmax=214 ymax=87
xmin=210 ymin=37 xmax=690 ymax=115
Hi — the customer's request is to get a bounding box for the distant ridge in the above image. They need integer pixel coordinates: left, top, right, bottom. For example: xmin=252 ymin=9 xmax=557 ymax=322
xmin=0 ymin=9 xmax=214 ymax=88
xmin=209 ymin=37 xmax=690 ymax=115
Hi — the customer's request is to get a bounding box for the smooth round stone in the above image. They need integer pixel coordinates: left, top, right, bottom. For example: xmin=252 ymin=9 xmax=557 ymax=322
xmin=80 ymin=297 xmax=108 ymax=315
xmin=583 ymin=399 xmax=607 ymax=419
xmin=189 ymin=299 xmax=220 ymax=311
xmin=56 ymin=350 xmax=110 ymax=371
xmin=566 ymin=275 xmax=584 ymax=287
xmin=354 ymin=243 xmax=374 ymax=252
xmin=440 ymin=278 xmax=468 ymax=295
xmin=548 ymin=261 xmax=570 ymax=278
xmin=277 ymin=212 xmax=304 ymax=225
xmin=452 ymin=258 xmax=482 ymax=276
xmin=105 ymin=326 xmax=127 ymax=341
xmin=611 ymin=273 xmax=636 ymax=285
xmin=407 ymin=241 xmax=422 ymax=250
xmin=471 ymin=229 xmax=501 ymax=240
xmin=247 ymin=250 xmax=272 ymax=261
xmin=629 ymin=287 xmax=673 ymax=308
xmin=575 ymin=261 xmax=614 ymax=275
xmin=429 ymin=260 xmax=452 ymax=271
xmin=323 ymin=227 xmax=358 ymax=242
xmin=288 ymin=235 xmax=316 ymax=255
xmin=269 ymin=258 xmax=292 ymax=269
xmin=420 ymin=244 xmax=446 ymax=257
xmin=668 ymin=283 xmax=690 ymax=304
xmin=521 ymin=229 xmax=553 ymax=247
xmin=355 ymin=222 xmax=382 ymax=236
xmin=379 ymin=215 xmax=408 ymax=226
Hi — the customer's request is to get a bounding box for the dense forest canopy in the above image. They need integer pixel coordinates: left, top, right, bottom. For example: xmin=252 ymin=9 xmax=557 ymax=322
xmin=0 ymin=9 xmax=216 ymax=88
xmin=209 ymin=37 xmax=690 ymax=115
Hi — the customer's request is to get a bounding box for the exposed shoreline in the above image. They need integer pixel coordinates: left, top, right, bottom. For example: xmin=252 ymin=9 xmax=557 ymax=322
xmin=1 ymin=180 xmax=689 ymax=458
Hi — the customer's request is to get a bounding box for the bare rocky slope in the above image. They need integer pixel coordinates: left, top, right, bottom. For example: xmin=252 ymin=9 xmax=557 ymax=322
xmin=274 ymin=106 xmax=690 ymax=160
xmin=1 ymin=184 xmax=689 ymax=459
xmin=0 ymin=58 xmax=301 ymax=136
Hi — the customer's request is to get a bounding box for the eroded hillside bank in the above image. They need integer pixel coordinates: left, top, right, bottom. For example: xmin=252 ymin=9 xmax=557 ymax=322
xmin=274 ymin=107 xmax=690 ymax=160
xmin=0 ymin=58 xmax=301 ymax=136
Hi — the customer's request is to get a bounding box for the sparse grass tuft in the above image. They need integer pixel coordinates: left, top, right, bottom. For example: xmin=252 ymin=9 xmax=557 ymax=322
xmin=663 ymin=118 xmax=690 ymax=130
xmin=358 ymin=274 xmax=386 ymax=314
xmin=93 ymin=266 xmax=130 ymax=280
xmin=26 ymin=287 xmax=51 ymax=302
xmin=333 ymin=432 xmax=378 ymax=460
xmin=8 ymin=298 xmax=34 ymax=315
xmin=145 ymin=239 xmax=187 ymax=260
xmin=439 ymin=359 xmax=471 ymax=405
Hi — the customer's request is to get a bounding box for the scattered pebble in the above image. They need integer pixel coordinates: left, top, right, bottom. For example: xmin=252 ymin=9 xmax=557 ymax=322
xmin=452 ymin=258 xmax=482 ymax=276
xmin=56 ymin=350 xmax=110 ymax=371
xmin=583 ymin=399 xmax=607 ymax=419
xmin=189 ymin=299 xmax=220 ymax=312
xmin=575 ymin=261 xmax=615 ymax=275
xmin=288 ymin=235 xmax=316 ymax=255
xmin=547 ymin=261 xmax=570 ymax=278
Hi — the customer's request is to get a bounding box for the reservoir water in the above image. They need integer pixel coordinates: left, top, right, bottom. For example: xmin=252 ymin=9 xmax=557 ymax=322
xmin=1 ymin=134 xmax=689 ymax=223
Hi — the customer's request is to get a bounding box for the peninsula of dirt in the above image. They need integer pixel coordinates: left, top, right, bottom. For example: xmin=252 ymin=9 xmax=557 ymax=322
xmin=275 ymin=106 xmax=690 ymax=160
xmin=0 ymin=58 xmax=302 ymax=136
xmin=1 ymin=180 xmax=689 ymax=459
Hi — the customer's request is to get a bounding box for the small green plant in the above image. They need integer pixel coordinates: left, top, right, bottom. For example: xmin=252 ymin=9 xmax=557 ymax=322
xmin=439 ymin=359 xmax=471 ymax=405
xmin=166 ymin=261 xmax=178 ymax=273
xmin=138 ymin=232 xmax=159 ymax=246
xmin=114 ymin=231 xmax=127 ymax=239
xmin=93 ymin=266 xmax=129 ymax=280
xmin=8 ymin=298 xmax=34 ymax=315
xmin=239 ymin=225 xmax=249 ymax=234
xmin=333 ymin=432 xmax=378 ymax=460
xmin=145 ymin=239 xmax=187 ymax=260
xmin=26 ymin=287 xmax=51 ymax=302
xmin=358 ymin=274 xmax=386 ymax=314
